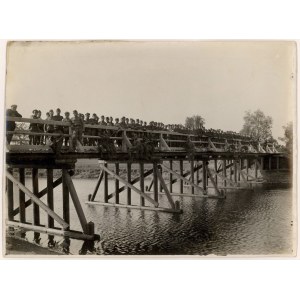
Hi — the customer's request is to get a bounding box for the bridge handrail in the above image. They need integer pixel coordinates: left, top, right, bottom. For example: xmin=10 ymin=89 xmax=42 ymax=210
xmin=6 ymin=116 xmax=255 ymax=141
xmin=6 ymin=116 xmax=278 ymax=152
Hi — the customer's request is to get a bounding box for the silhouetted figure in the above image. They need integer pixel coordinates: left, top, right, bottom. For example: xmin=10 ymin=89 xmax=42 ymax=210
xmin=6 ymin=104 xmax=22 ymax=145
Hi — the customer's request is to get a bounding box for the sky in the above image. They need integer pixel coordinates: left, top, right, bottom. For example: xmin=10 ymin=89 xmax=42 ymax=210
xmin=5 ymin=41 xmax=296 ymax=139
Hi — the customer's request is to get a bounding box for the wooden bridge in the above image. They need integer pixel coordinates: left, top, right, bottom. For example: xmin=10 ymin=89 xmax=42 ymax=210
xmin=5 ymin=117 xmax=289 ymax=244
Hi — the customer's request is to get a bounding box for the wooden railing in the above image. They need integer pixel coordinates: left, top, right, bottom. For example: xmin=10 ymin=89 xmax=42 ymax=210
xmin=6 ymin=117 xmax=278 ymax=154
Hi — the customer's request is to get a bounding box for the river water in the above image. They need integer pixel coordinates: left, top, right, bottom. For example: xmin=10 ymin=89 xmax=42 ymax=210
xmin=12 ymin=178 xmax=294 ymax=256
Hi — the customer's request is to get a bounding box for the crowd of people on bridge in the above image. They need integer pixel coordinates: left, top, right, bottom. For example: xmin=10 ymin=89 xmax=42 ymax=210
xmin=6 ymin=105 xmax=256 ymax=150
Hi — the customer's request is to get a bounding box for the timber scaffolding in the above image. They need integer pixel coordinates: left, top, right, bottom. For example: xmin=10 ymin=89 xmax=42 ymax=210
xmin=5 ymin=117 xmax=290 ymax=242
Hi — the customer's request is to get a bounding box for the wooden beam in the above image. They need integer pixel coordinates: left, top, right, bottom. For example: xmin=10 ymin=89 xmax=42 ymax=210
xmin=6 ymin=171 xmax=69 ymax=229
xmin=127 ymin=162 xmax=131 ymax=205
xmin=153 ymin=163 xmax=159 ymax=205
xmin=63 ymin=172 xmax=88 ymax=232
xmin=32 ymin=168 xmax=40 ymax=226
xmin=6 ymin=220 xmax=97 ymax=241
xmin=99 ymin=163 xmax=159 ymax=207
xmin=179 ymin=160 xmax=183 ymax=194
xmin=202 ymin=161 xmax=207 ymax=193
xmin=104 ymin=163 xmax=108 ymax=203
xmin=47 ymin=169 xmax=54 ymax=228
xmin=7 ymin=168 xmax=14 ymax=221
xmin=19 ymin=168 xmax=26 ymax=223
xmin=13 ymin=176 xmax=63 ymax=216
xmin=190 ymin=160 xmax=195 ymax=194
xmin=206 ymin=166 xmax=221 ymax=196
xmin=90 ymin=171 xmax=104 ymax=202
xmin=115 ymin=163 xmax=120 ymax=204
xmin=161 ymin=163 xmax=204 ymax=193
xmin=157 ymin=166 xmax=175 ymax=209
xmin=169 ymin=160 xmax=173 ymax=193
xmin=107 ymin=168 xmax=153 ymax=200
xmin=62 ymin=170 xmax=70 ymax=225
xmin=139 ymin=163 xmax=145 ymax=206
xmin=86 ymin=202 xmax=181 ymax=214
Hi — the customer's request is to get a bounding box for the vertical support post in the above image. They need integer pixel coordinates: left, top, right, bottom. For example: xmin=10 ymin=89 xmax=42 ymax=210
xmin=269 ymin=156 xmax=272 ymax=170
xmin=90 ymin=170 xmax=104 ymax=202
xmin=214 ymin=160 xmax=218 ymax=185
xmin=104 ymin=162 xmax=108 ymax=203
xmin=196 ymin=161 xmax=200 ymax=184
xmin=127 ymin=162 xmax=131 ymax=205
xmin=47 ymin=169 xmax=54 ymax=228
xmin=202 ymin=160 xmax=207 ymax=194
xmin=153 ymin=162 xmax=159 ymax=205
xmin=238 ymin=159 xmax=242 ymax=182
xmin=169 ymin=160 xmax=173 ymax=193
xmin=276 ymin=156 xmax=280 ymax=170
xmin=32 ymin=168 xmax=40 ymax=226
xmin=254 ymin=159 xmax=258 ymax=179
xmin=233 ymin=160 xmax=237 ymax=183
xmin=246 ymin=159 xmax=249 ymax=181
xmin=261 ymin=157 xmax=264 ymax=170
xmin=115 ymin=163 xmax=120 ymax=204
xmin=230 ymin=160 xmax=233 ymax=180
xmin=223 ymin=160 xmax=227 ymax=187
xmin=139 ymin=162 xmax=145 ymax=206
xmin=179 ymin=160 xmax=183 ymax=194
xmin=7 ymin=168 xmax=14 ymax=221
xmin=190 ymin=160 xmax=195 ymax=194
xmin=19 ymin=168 xmax=26 ymax=223
xmin=159 ymin=160 xmax=163 ymax=193
xmin=62 ymin=169 xmax=70 ymax=225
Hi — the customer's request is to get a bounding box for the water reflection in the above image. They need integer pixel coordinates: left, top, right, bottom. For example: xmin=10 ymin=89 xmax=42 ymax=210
xmin=9 ymin=178 xmax=294 ymax=255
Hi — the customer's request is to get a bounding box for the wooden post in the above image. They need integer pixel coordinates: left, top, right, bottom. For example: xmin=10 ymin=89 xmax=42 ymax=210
xmin=214 ymin=160 xmax=218 ymax=185
xmin=169 ymin=160 xmax=173 ymax=193
xmin=63 ymin=172 xmax=87 ymax=232
xmin=153 ymin=163 xmax=159 ymax=205
xmin=196 ymin=161 xmax=200 ymax=184
xmin=276 ymin=156 xmax=280 ymax=170
xmin=223 ymin=160 xmax=227 ymax=187
xmin=159 ymin=161 xmax=163 ymax=193
xmin=115 ymin=163 xmax=120 ymax=204
xmin=47 ymin=169 xmax=54 ymax=228
xmin=190 ymin=160 xmax=195 ymax=194
xmin=179 ymin=160 xmax=183 ymax=194
xmin=246 ymin=159 xmax=249 ymax=181
xmin=7 ymin=168 xmax=14 ymax=221
xmin=127 ymin=162 xmax=131 ymax=205
xmin=139 ymin=162 xmax=145 ymax=206
xmin=19 ymin=168 xmax=26 ymax=223
xmin=90 ymin=171 xmax=104 ymax=202
xmin=32 ymin=168 xmax=40 ymax=226
xmin=269 ymin=156 xmax=272 ymax=170
xmin=202 ymin=161 xmax=207 ymax=194
xmin=104 ymin=163 xmax=108 ymax=203
xmin=62 ymin=170 xmax=70 ymax=225
xmin=233 ymin=160 xmax=237 ymax=183
xmin=238 ymin=159 xmax=242 ymax=182
xmin=261 ymin=157 xmax=264 ymax=170
xmin=254 ymin=159 xmax=258 ymax=179
xmin=230 ymin=160 xmax=233 ymax=180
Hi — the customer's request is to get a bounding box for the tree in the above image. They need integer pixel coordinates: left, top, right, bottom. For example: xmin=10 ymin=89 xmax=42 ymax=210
xmin=279 ymin=122 xmax=293 ymax=153
xmin=240 ymin=109 xmax=273 ymax=141
xmin=185 ymin=115 xmax=205 ymax=130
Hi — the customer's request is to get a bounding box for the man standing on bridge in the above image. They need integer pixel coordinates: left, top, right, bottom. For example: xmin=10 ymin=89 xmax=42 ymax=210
xmin=6 ymin=104 xmax=22 ymax=145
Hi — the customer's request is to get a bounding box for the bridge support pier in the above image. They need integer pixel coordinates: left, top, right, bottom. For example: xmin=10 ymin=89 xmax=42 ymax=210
xmin=5 ymin=162 xmax=99 ymax=252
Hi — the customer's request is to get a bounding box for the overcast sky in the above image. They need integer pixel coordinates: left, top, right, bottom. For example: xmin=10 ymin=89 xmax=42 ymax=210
xmin=5 ymin=41 xmax=296 ymax=139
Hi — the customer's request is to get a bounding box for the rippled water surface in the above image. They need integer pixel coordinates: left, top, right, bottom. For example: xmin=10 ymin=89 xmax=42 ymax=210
xmin=15 ymin=178 xmax=294 ymax=256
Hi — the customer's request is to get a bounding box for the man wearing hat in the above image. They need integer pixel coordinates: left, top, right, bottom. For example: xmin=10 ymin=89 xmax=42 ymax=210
xmin=6 ymin=104 xmax=22 ymax=145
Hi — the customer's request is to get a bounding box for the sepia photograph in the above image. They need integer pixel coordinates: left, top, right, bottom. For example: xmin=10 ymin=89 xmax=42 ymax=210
xmin=3 ymin=40 xmax=297 ymax=256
